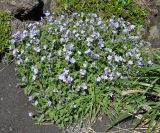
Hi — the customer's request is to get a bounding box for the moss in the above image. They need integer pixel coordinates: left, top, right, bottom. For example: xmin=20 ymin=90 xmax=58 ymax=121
xmin=52 ymin=0 xmax=148 ymax=25
xmin=0 ymin=11 xmax=11 ymax=54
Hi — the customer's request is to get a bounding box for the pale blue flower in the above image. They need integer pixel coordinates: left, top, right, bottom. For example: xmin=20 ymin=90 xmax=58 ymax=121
xmin=25 ymin=57 xmax=30 ymax=62
xmin=9 ymin=39 xmax=16 ymax=44
xmin=26 ymin=43 xmax=31 ymax=48
xmin=17 ymin=58 xmax=23 ymax=65
xmin=70 ymin=57 xmax=76 ymax=64
xmin=31 ymin=66 xmax=38 ymax=74
xmin=41 ymin=56 xmax=46 ymax=61
xmin=22 ymin=30 xmax=28 ymax=38
xmin=84 ymin=49 xmax=92 ymax=55
xmin=34 ymin=47 xmax=41 ymax=53
xmin=65 ymin=55 xmax=70 ymax=62
xmin=28 ymin=96 xmax=33 ymax=101
xmin=96 ymin=77 xmax=101 ymax=82
xmin=148 ymin=60 xmax=153 ymax=65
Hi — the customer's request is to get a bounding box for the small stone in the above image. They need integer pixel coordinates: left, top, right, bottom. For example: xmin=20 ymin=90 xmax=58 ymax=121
xmin=9 ymin=127 xmax=13 ymax=131
xmin=0 ymin=97 xmax=3 ymax=101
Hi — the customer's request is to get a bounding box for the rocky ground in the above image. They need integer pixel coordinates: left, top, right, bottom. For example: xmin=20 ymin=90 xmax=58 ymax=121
xmin=0 ymin=0 xmax=160 ymax=133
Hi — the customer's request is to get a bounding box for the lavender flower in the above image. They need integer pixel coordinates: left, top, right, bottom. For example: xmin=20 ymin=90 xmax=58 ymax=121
xmin=31 ymin=66 xmax=39 ymax=75
xmin=70 ymin=57 xmax=76 ymax=64
xmin=28 ymin=96 xmax=33 ymax=101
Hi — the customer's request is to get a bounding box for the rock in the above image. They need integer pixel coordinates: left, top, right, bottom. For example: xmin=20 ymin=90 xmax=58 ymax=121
xmin=155 ymin=0 xmax=160 ymax=6
xmin=148 ymin=25 xmax=159 ymax=40
xmin=0 ymin=0 xmax=52 ymax=21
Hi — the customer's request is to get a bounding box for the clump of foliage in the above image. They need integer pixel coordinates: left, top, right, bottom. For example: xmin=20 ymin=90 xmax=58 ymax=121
xmin=8 ymin=12 xmax=153 ymax=128
xmin=0 ymin=11 xmax=11 ymax=55
xmin=108 ymin=49 xmax=160 ymax=132
xmin=52 ymin=0 xmax=148 ymax=25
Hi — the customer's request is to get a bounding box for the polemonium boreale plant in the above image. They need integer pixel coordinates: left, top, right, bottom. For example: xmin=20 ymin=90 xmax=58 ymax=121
xmin=8 ymin=12 xmax=153 ymax=127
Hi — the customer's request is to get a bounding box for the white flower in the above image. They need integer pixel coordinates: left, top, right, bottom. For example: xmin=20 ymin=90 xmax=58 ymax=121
xmin=86 ymin=37 xmax=94 ymax=43
xmin=63 ymin=68 xmax=69 ymax=74
xmin=35 ymin=100 xmax=38 ymax=106
xmin=148 ymin=60 xmax=153 ymax=65
xmin=130 ymin=25 xmax=135 ymax=29
xmin=103 ymin=75 xmax=108 ymax=80
xmin=58 ymin=50 xmax=62 ymax=56
xmin=41 ymin=56 xmax=46 ymax=61
xmin=96 ymin=77 xmax=101 ymax=82
xmin=45 ymin=11 xmax=50 ymax=16
xmin=43 ymin=44 xmax=48 ymax=50
xmin=65 ymin=55 xmax=70 ymax=62
xmin=97 ymin=20 xmax=102 ymax=25
xmin=80 ymin=69 xmax=86 ymax=76
xmin=47 ymin=101 xmax=52 ymax=106
xmin=114 ymin=56 xmax=122 ymax=62
xmin=81 ymin=30 xmax=85 ymax=34
xmin=13 ymin=49 xmax=19 ymax=56
xmin=77 ymin=51 xmax=81 ymax=55
xmin=32 ymin=75 xmax=36 ymax=81
xmin=128 ymin=60 xmax=133 ymax=65
xmin=83 ymin=61 xmax=88 ymax=68
xmin=107 ymin=55 xmax=112 ymax=60
xmin=28 ymin=112 xmax=33 ymax=117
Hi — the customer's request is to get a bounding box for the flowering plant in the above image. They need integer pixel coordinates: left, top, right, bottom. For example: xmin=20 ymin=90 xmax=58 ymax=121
xmin=8 ymin=12 xmax=153 ymax=127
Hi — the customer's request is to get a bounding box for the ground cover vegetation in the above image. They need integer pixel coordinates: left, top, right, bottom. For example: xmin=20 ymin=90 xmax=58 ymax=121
xmin=52 ymin=0 xmax=148 ymax=25
xmin=0 ymin=11 xmax=11 ymax=56
xmin=2 ymin=0 xmax=160 ymax=132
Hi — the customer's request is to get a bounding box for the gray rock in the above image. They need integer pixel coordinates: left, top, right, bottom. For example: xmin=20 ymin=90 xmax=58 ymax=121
xmin=0 ymin=0 xmax=52 ymax=21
